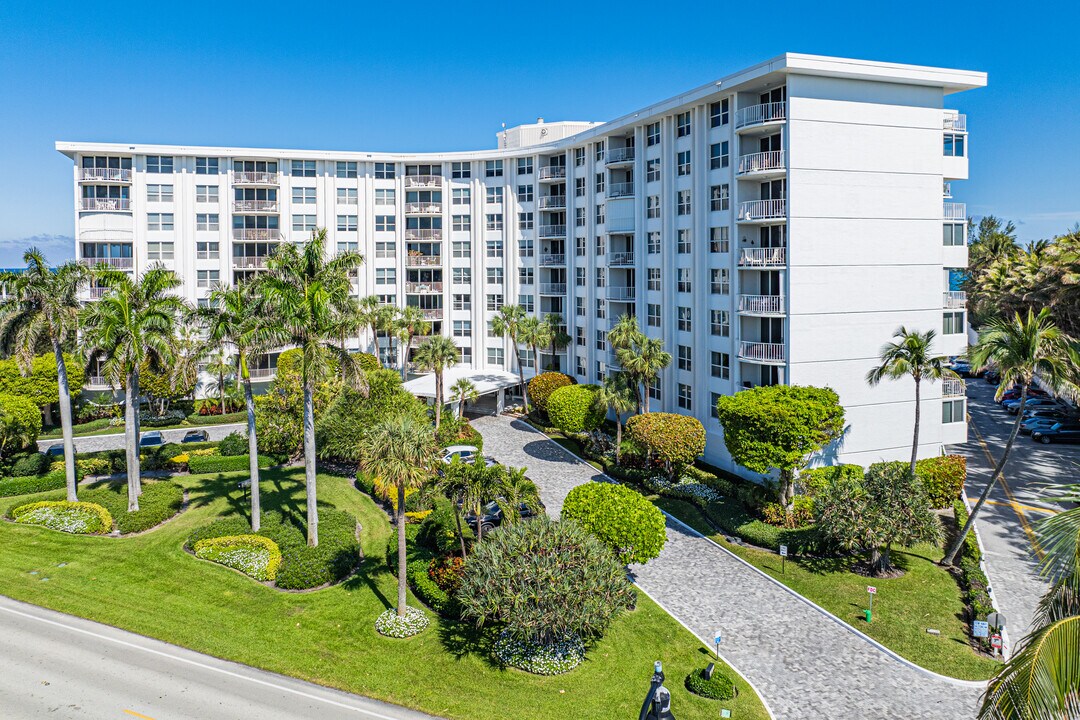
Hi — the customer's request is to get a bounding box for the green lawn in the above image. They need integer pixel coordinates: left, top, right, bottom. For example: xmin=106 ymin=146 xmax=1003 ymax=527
xmin=0 ymin=469 xmax=770 ymax=720
xmin=654 ymin=497 xmax=1000 ymax=681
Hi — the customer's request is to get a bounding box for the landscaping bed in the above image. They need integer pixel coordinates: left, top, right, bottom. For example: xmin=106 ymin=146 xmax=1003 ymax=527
xmin=11 ymin=500 xmax=112 ymax=534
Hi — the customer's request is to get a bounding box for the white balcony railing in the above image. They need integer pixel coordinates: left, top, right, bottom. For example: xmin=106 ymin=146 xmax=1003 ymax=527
xmin=538 ymin=225 xmax=566 ymax=239
xmin=538 ymin=166 xmax=566 ymax=181
xmin=943 ymin=182 xmax=952 ymax=198
xmin=80 ymin=198 xmax=130 ymax=211
xmin=737 ymin=150 xmax=786 ymax=176
xmin=608 ymin=286 xmax=636 ymax=301
xmin=943 ymin=290 xmax=967 ymax=309
xmin=607 ymin=147 xmax=635 ymax=164
xmin=79 ymin=257 xmax=133 ymax=269
xmin=609 ymin=251 xmax=635 ymax=266
xmin=404 ymin=228 xmax=443 ymax=241
xmin=403 ymin=175 xmax=443 ymax=188
xmin=608 ymin=182 xmax=635 ymax=198
xmin=248 ymin=367 xmax=277 ymax=379
xmin=232 ymin=256 xmax=270 ymax=269
xmin=539 ymin=283 xmax=567 ymax=295
xmin=420 ymin=308 xmax=443 ymax=320
xmin=88 ymin=287 xmax=108 ymax=299
xmin=539 ymin=195 xmax=566 ymax=209
xmin=944 ymin=202 xmax=966 ymax=221
xmin=944 ymin=114 xmax=967 ymax=132
xmin=233 ymin=171 xmax=279 ymax=185
xmin=406 ymin=281 xmax=443 ymax=294
xmin=85 ymin=375 xmax=110 ymax=388
xmin=80 ymin=167 xmax=132 ymax=182
xmin=738 ymin=247 xmax=786 ymax=267
xmin=232 ymin=228 xmax=281 ymax=242
xmin=942 ymin=378 xmax=966 ymax=397
xmin=405 ymin=254 xmax=441 ymax=267
xmin=738 ymin=294 xmax=786 ymax=315
xmin=405 ymin=202 xmax=442 ymax=214
xmin=735 ymin=101 xmax=787 ymax=129
xmin=539 ymin=253 xmax=566 ymax=266
xmin=738 ymin=341 xmax=786 ymax=364
xmin=233 ymin=199 xmax=278 ymax=212
xmin=737 ymin=199 xmax=786 ymax=222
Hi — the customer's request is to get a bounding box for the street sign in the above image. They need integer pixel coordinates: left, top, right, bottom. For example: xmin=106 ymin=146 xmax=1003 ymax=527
xmin=867 ymin=586 xmax=877 ymax=595
xmin=987 ymin=612 xmax=1007 ymax=630
xmin=972 ymin=621 xmax=989 ymax=638
xmin=779 ymin=545 xmax=788 ymax=557
xmin=990 ymin=635 xmax=1003 ymax=650
xmin=714 ymin=631 xmax=723 ymax=646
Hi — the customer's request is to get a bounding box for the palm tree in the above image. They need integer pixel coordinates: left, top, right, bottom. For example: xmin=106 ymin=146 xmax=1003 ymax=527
xmin=204 ymin=348 xmax=233 ymax=416
xmin=0 ymin=250 xmax=90 ymax=502
xmin=259 ymin=229 xmax=366 ymax=546
xmin=394 ymin=305 xmax=430 ymax=380
xmin=608 ymin=313 xmax=642 ymax=353
xmin=494 ymin=465 xmax=541 ymax=524
xmin=942 ymin=308 xmax=1075 ymax=566
xmin=492 ymin=305 xmax=530 ymax=412
xmin=198 ymin=281 xmax=279 ymax=531
xmin=436 ymin=460 xmax=472 ymax=558
xmin=597 ymin=373 xmax=636 ymax=463
xmin=358 ymin=414 xmax=438 ymax=617
xmin=542 ymin=313 xmax=570 ymax=371
xmin=865 ymin=327 xmax=956 ymax=477
xmin=413 ymin=335 xmax=460 ymax=429
xmin=450 ymin=377 xmax=479 ymax=419
xmin=618 ymin=336 xmax=672 ymax=413
xmin=357 ymin=295 xmax=395 ymax=356
xmin=81 ymin=265 xmax=185 ymax=511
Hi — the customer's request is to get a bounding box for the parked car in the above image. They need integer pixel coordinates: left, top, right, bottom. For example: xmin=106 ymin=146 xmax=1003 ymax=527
xmin=998 ymin=386 xmax=1048 ymax=404
xmin=1021 ymin=407 xmax=1077 ymax=422
xmin=1003 ymin=397 xmax=1059 ymax=414
xmin=182 ymin=429 xmax=209 ymax=443
xmin=985 ymin=369 xmax=1001 ymax=385
xmin=464 ymin=499 xmax=545 ymax=535
xmin=139 ymin=431 xmax=165 ymax=447
xmin=950 ymin=359 xmax=971 ymax=377
xmin=442 ymin=445 xmax=480 ymax=464
xmin=1031 ymin=423 xmax=1080 ymax=444
xmin=45 ymin=443 xmax=64 ymax=457
xmin=1021 ymin=417 xmax=1064 ymax=435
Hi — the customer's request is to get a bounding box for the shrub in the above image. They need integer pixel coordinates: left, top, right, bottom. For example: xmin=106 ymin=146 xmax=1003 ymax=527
xmin=188 ymin=453 xmax=273 ymax=474
xmin=799 ymin=464 xmax=863 ymax=497
xmin=217 ymin=431 xmax=248 ymax=457
xmin=356 ymin=352 xmax=380 ymax=372
xmin=139 ymin=410 xmax=187 ymax=427
xmin=493 ymin=632 xmax=585 ymax=675
xmin=685 ymin=668 xmax=736 ymax=700
xmin=527 ymin=372 xmax=574 ymax=414
xmin=12 ymin=500 xmax=113 ymax=534
xmin=81 ymin=481 xmax=183 ymax=534
xmin=0 ymin=470 xmax=67 ymax=497
xmin=411 ymin=560 xmax=458 ymax=617
xmin=625 ymin=413 xmax=706 ymax=478
xmin=547 ymin=384 xmax=604 ymax=434
xmin=185 ymin=410 xmax=248 ymax=425
xmin=428 ymin=555 xmax=465 ymax=593
xmin=917 ymin=455 xmax=966 ymax=509
xmin=76 ymin=457 xmax=112 ymax=477
xmin=417 ymin=497 xmax=473 ymax=556
xmin=953 ymin=500 xmax=995 ymax=626
xmin=11 ymin=452 xmax=50 ymax=478
xmin=562 ymin=482 xmax=667 ymax=564
xmin=434 ymin=415 xmax=484 ymax=453
xmin=761 ymin=495 xmax=815 ymax=528
xmin=0 ymin=354 xmax=84 ymax=407
xmin=193 ymin=534 xmax=282 ymax=581
xmin=374 ymin=607 xmax=429 ymax=638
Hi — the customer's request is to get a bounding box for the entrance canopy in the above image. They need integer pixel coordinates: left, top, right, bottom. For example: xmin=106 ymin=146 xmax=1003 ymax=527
xmin=402 ymin=367 xmax=530 ymax=400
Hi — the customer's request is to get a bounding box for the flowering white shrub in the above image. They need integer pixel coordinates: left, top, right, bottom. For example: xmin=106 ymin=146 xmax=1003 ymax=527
xmin=12 ymin=501 xmax=113 ymax=535
xmin=493 ymin=632 xmax=585 ymax=675
xmin=193 ymin=535 xmax=281 ymax=581
xmin=644 ymin=475 xmax=721 ymax=505
xmin=375 ymin=606 xmax=429 ymax=639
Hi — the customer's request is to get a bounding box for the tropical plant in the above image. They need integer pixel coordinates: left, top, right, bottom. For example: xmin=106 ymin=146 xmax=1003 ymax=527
xmin=357 ymin=294 xmax=397 ymax=355
xmin=413 ymin=335 xmax=459 ymax=429
xmin=81 ymin=265 xmax=186 ymax=511
xmin=358 ymin=414 xmax=438 ymax=618
xmin=611 ymin=317 xmax=671 ymax=413
xmin=450 ymin=377 xmax=479 ymax=419
xmin=394 ymin=305 xmax=430 ymax=380
xmin=526 ymin=371 xmax=572 ymax=415
xmin=596 ymin=373 xmax=636 ymax=463
xmin=0 ymin=249 xmax=90 ymax=501
xmin=625 ymin=412 xmax=707 ymax=480
xmin=259 ymin=228 xmax=367 ymax=546
xmin=547 ymin=384 xmax=605 ymax=433
xmin=943 ymin=308 xmax=1076 ymax=566
xmin=562 ymin=482 xmax=666 ymax=565
xmin=493 ymin=465 xmax=542 ymax=524
xmin=865 ymin=326 xmax=957 ymax=477
xmin=518 ymin=315 xmax=551 ymax=377
xmin=0 ymin=393 xmax=41 ymax=459
xmin=204 ymin=348 xmax=234 ymax=417
xmin=442 ymin=457 xmax=503 ymax=542
xmin=542 ymin=313 xmax=571 ymax=370
xmin=491 ymin=305 xmax=530 ymax=413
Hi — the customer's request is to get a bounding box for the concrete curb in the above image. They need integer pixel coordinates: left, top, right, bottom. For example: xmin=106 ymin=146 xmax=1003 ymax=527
xmin=962 ymin=487 xmax=1012 ymax=660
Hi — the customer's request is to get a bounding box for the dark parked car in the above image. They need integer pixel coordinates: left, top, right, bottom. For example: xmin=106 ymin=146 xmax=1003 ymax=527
xmin=464 ymin=499 xmax=545 ymax=536
xmin=1031 ymin=423 xmax=1080 ymax=444
xmin=1021 ymin=416 xmax=1064 ymax=435
xmin=138 ymin=431 xmax=165 ymax=447
xmin=1021 ymin=407 xmax=1077 ymax=422
xmin=998 ymin=386 xmax=1048 ymax=404
xmin=182 ymin=429 xmax=209 ymax=443
xmin=1003 ymin=397 xmax=1059 ymax=414
xmin=45 ymin=443 xmax=64 ymax=457
xmin=950 ymin=359 xmax=971 ymax=377
xmin=985 ymin=369 xmax=1001 ymax=385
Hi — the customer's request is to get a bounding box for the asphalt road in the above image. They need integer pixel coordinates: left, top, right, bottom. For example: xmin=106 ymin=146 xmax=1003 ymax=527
xmin=36 ymin=423 xmax=247 ymax=454
xmin=0 ymin=595 xmax=439 ymax=720
xmin=951 ymin=379 xmax=1080 ymax=646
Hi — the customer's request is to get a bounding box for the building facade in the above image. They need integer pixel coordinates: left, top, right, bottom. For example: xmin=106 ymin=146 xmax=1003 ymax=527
xmin=57 ymin=53 xmax=986 ymax=472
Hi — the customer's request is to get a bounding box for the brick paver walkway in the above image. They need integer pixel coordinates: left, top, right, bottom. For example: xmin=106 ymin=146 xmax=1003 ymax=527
xmin=474 ymin=414 xmax=986 ymax=720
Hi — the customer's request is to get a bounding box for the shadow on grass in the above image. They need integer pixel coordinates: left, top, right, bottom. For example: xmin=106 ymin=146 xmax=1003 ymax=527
xmin=436 ymin=615 xmax=500 ymax=668
xmin=342 ymin=557 xmax=393 ymax=609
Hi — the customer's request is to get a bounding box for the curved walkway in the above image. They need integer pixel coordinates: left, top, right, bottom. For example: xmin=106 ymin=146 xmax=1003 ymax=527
xmin=473 ymin=415 xmax=985 ymax=720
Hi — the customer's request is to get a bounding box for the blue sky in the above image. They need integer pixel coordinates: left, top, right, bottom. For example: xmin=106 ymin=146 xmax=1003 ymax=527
xmin=1 ymin=0 xmax=1077 ymax=265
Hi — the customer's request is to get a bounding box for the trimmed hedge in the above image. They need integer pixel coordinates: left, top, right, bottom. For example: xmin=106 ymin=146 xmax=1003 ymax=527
xmin=547 ymin=384 xmax=604 ymax=433
xmin=12 ymin=500 xmax=113 ymax=534
xmin=799 ymin=464 xmax=863 ymax=496
xmin=625 ymin=413 xmax=706 ymax=475
xmin=0 ymin=470 xmax=67 ymax=497
xmin=917 ymin=455 xmax=966 ymax=509
xmin=562 ymin=482 xmax=667 ymax=565
xmin=952 ymin=500 xmax=995 ymax=628
xmin=81 ymin=481 xmax=184 ymax=534
xmin=527 ymin=372 xmax=574 ymax=414
xmin=184 ymin=410 xmax=248 ymax=426
xmin=188 ymin=453 xmax=273 ymax=474
xmin=194 ymin=534 xmax=282 ymax=581
xmin=12 ymin=452 xmax=50 ymax=478
xmin=685 ymin=667 xmax=736 ymax=700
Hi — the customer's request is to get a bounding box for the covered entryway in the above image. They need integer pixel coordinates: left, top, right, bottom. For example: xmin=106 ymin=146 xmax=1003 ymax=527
xmin=401 ymin=367 xmax=530 ymax=417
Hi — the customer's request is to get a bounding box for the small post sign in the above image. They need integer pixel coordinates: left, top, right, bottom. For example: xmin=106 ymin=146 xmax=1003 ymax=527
xmin=779 ymin=545 xmax=788 ymax=574
xmin=972 ymin=620 xmax=989 ymax=638
xmin=990 ymin=634 xmax=1003 ymax=656
xmin=867 ymin=585 xmax=877 ymax=621
xmin=713 ymin=630 xmax=722 ymax=661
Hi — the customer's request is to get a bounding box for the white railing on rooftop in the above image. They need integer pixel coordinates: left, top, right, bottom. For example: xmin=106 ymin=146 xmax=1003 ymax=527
xmin=735 ymin=101 xmax=787 ymax=129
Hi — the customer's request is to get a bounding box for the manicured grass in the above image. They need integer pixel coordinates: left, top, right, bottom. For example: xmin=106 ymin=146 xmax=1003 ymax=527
xmin=653 ymin=496 xmax=1000 ymax=681
xmin=0 ymin=469 xmax=770 ymax=720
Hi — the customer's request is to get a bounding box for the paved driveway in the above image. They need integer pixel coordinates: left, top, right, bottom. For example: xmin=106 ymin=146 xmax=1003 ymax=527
xmin=474 ymin=415 xmax=985 ymax=720
xmin=36 ymin=422 xmax=247 ymax=454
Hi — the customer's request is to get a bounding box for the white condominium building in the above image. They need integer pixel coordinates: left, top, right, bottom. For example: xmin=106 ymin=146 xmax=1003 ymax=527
xmin=57 ymin=53 xmax=986 ymax=472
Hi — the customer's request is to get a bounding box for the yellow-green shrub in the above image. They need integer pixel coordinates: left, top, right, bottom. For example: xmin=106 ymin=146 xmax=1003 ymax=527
xmin=12 ymin=500 xmax=113 ymax=534
xmin=193 ymin=534 xmax=282 ymax=581
xmin=625 ymin=413 xmax=706 ymax=477
xmin=527 ymin=372 xmax=574 ymax=414
xmin=547 ymin=384 xmax=604 ymax=433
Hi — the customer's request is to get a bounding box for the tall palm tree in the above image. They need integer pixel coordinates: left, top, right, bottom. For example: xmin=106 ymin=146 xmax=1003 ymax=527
xmin=358 ymin=414 xmax=438 ymax=617
xmin=198 ymin=281 xmax=280 ymax=531
xmin=358 ymin=294 xmax=395 ymax=356
xmin=0 ymin=249 xmax=89 ymax=502
xmin=394 ymin=305 xmax=430 ymax=380
xmin=865 ymin=327 xmax=956 ymax=477
xmin=450 ymin=377 xmax=479 ymax=419
xmin=542 ymin=312 xmax=571 ymax=371
xmin=81 ymin=265 xmax=185 ymax=511
xmin=413 ymin=335 xmax=460 ymax=429
xmin=436 ymin=460 xmax=472 ymax=558
xmin=597 ymin=372 xmax=637 ymax=463
xmin=259 ymin=229 xmax=366 ymax=546
xmin=517 ymin=315 xmax=546 ymax=378
xmin=492 ymin=305 xmax=529 ymax=412
xmin=618 ymin=336 xmax=671 ymax=413
xmin=608 ymin=313 xmax=642 ymax=353
xmin=943 ymin=308 xmax=1075 ymax=566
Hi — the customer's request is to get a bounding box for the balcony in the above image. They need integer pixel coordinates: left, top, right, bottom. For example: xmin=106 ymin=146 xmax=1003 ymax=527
xmin=538 ymin=225 xmax=566 ymax=239
xmin=738 ymin=341 xmax=786 ymax=365
xmin=943 ymin=182 xmax=952 ymax=198
xmin=944 ymin=202 xmax=966 ymax=221
xmin=85 ymin=375 xmax=111 ymax=388
xmin=607 ymin=217 xmax=635 ymax=233
xmin=232 ymin=256 xmax=271 ymax=269
xmin=80 ymin=167 xmax=131 ymax=182
xmin=538 ymin=166 xmax=566 ymax=182
xmin=607 ymin=147 xmax=635 ymax=165
xmin=539 ymin=283 xmax=566 ymax=295
xmin=737 ymin=199 xmax=786 ymax=223
xmin=738 ymin=294 xmax=786 ymax=316
xmin=233 ymin=171 xmax=279 ymax=185
xmin=248 ymin=367 xmax=277 ymax=380
xmin=607 ymin=350 xmax=622 ymax=370
xmin=233 ymin=228 xmax=281 ymax=242
xmin=539 ymin=253 xmax=566 ymax=266
xmin=79 ymin=257 xmax=133 ymax=270
xmin=737 ymin=150 xmax=786 ymax=177
xmin=539 ymin=195 xmax=566 ymax=210
xmin=420 ymin=308 xmax=443 ymax=320
xmin=405 ymin=201 xmax=442 ymax=215
xmin=943 ymin=290 xmax=967 ymax=309
xmin=405 ymin=228 xmax=443 ymax=241
xmin=234 ymin=199 xmax=278 ymax=213
xmin=88 ymin=287 xmax=108 ymax=299
xmin=609 ymin=251 xmax=635 ymax=267
xmin=404 ymin=175 xmax=443 ymax=189
xmin=79 ymin=198 xmax=130 ymax=211
xmin=944 ymin=114 xmax=967 ymax=132
xmin=942 ymin=378 xmax=966 ymax=397
xmin=406 ymin=281 xmax=443 ymax=294
xmin=608 ymin=182 xmax=634 ymax=199
xmin=608 ymin=286 xmax=636 ymax=302
xmin=739 ymin=247 xmax=786 ymax=267
xmin=735 ymin=101 xmax=787 ymax=131
xmin=406 ymin=254 xmax=441 ymax=267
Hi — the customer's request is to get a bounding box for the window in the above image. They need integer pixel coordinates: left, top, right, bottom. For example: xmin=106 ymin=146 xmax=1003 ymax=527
xmin=452 ymin=215 xmax=471 ymax=232
xmin=453 ymin=294 xmax=471 ymax=311
xmin=375 ymin=215 xmax=396 ymax=232
xmin=711 ymin=351 xmax=730 ymax=379
xmin=676 ymin=112 xmax=691 ymax=137
xmin=291 ymin=214 xmax=314 ymax=232
xmin=519 ymin=212 xmax=534 ymax=230
xmin=710 ymin=142 xmax=730 ymax=170
xmin=486 ymin=294 xmax=503 ymax=311
xmin=485 ymin=160 xmax=503 ymax=177
xmin=594 ymin=141 xmax=605 ymax=163
xmin=596 ymin=299 xmax=606 ymax=319
xmin=647 ymin=232 xmax=661 ymax=254
xmin=451 ymin=162 xmax=471 ymax=179
xmin=944 ymin=311 xmax=965 ymax=334
xmin=196 ymin=269 xmax=219 ymax=288
xmin=576 ymin=327 xmax=586 ymax=347
xmin=575 ymin=296 xmax=585 ymax=317
xmin=677 ymin=150 xmax=691 ymax=176
xmin=710 ymin=184 xmax=730 ymax=211
xmin=574 ymin=148 xmax=585 ymax=167
xmin=943 ymin=134 xmax=966 ymax=157
xmin=195 ymin=157 xmax=218 ymax=175
xmin=646 ymin=158 xmax=661 ymax=183
xmin=943 ymin=223 xmax=966 ymax=246
xmin=677 ymin=383 xmax=692 ymax=410
xmin=146 ymin=156 xmax=173 ymax=174
xmin=576 ymin=356 xmax=586 ymax=375
xmin=452 ymin=240 xmax=471 ymax=257
xmin=646 ymin=122 xmax=660 ymax=146
xmin=575 ymin=177 xmax=586 ymax=197
xmin=375 ymin=162 xmax=395 ymax=179
xmin=595 ymin=330 xmax=606 ymax=351
xmin=337 ymin=214 xmax=358 ymax=231
xmin=196 ymin=241 xmax=219 ymax=259
xmin=375 ymin=188 xmax=395 ymax=205
xmin=710 ymin=226 xmax=729 ymax=253
xmin=519 ymin=267 xmax=534 ymax=285
xmin=595 ymin=172 xmax=605 ymax=194
xmin=710 ymin=98 xmax=729 ymax=128
xmin=375 ymin=268 xmax=396 ymax=285
xmin=517 ymin=157 xmax=534 ymax=175
xmin=576 ymin=268 xmax=586 ymax=287
xmin=647 ymin=195 xmax=660 ymax=219
xmin=453 ymin=268 xmax=472 ymax=285
xmin=677 ymin=190 xmax=691 ymax=215
xmin=647 ymin=303 xmax=661 ymax=328
xmin=337 ymin=187 xmax=358 ymax=205
xmin=575 ymin=236 xmax=586 ymax=256
xmin=146 ymin=241 xmax=174 ymax=260
xmin=647 ymin=268 xmax=661 ymax=291
xmin=595 ymin=236 xmax=606 ymax=256
xmin=487 ymin=267 xmax=504 ymax=285
xmin=519 ymin=237 xmax=534 ymax=257
xmin=676 ymin=230 xmax=691 ymax=254
xmin=486 ymin=186 xmax=503 ymax=204
xmin=517 ymin=184 xmax=533 ymax=202
xmin=337 ymin=241 xmax=358 ymax=254
xmin=678 ymin=306 xmax=692 ymax=331
xmin=595 ymin=204 xmax=605 ymax=225
xmin=595 ymin=268 xmax=606 ymax=287
xmin=942 ymin=398 xmax=965 ymax=423
xmin=711 ymin=310 xmax=730 ymax=337
xmin=711 ymin=268 xmax=729 ymax=295
xmin=195 ymin=213 xmax=219 ymax=231
xmin=460 ymin=346 xmax=472 ymax=365
xmin=453 ymin=320 xmax=472 ymax=337
xmin=486 ymin=240 xmax=503 ymax=257
xmin=649 ymin=378 xmax=661 ymax=402
xmin=575 ymin=208 xmax=586 ymax=227
xmin=375 ymin=241 xmax=395 ymax=258
xmin=335 ymin=161 xmax=357 ymax=178
xmin=710 ymin=393 xmax=722 ymax=419
xmin=519 ymin=294 xmax=534 ymax=312
xmin=487 ymin=347 xmax=504 ymax=366
xmin=147 ymin=213 xmax=174 ymax=231
xmin=452 ymin=188 xmax=471 ymax=205
xmin=677 ymin=268 xmax=692 ymax=293
xmin=291 ymin=160 xmax=316 ymax=177
xmin=146 ymin=184 xmax=173 ymax=202
xmin=292 ymin=187 xmax=316 ymax=205
xmin=195 ymin=185 xmax=218 ymax=203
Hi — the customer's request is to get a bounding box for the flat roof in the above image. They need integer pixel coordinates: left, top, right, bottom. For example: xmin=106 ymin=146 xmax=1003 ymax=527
xmin=402 ymin=367 xmax=532 ymax=400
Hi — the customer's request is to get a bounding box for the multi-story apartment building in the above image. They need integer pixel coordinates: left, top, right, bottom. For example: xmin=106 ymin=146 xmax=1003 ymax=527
xmin=57 ymin=53 xmax=986 ymax=472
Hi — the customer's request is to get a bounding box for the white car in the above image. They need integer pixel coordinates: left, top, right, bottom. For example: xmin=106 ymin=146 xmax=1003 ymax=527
xmin=442 ymin=445 xmax=480 ymax=464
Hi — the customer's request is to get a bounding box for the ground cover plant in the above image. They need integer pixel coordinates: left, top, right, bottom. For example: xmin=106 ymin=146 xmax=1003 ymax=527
xmin=193 ymin=534 xmax=282 ymax=581
xmin=11 ymin=500 xmax=112 ymax=534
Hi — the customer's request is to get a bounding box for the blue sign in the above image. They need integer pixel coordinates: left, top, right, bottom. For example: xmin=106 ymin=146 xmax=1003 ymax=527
xmin=714 ymin=632 xmax=723 ymax=646
xmin=973 ymin=620 xmax=989 ymax=638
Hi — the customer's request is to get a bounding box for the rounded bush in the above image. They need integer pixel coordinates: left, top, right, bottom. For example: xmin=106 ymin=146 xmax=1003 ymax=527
xmin=562 ymin=482 xmax=666 ymax=565
xmin=625 ymin=413 xmax=706 ymax=474
xmin=916 ymin=455 xmax=966 ymax=509
xmin=685 ymin=668 xmax=735 ymax=700
xmin=12 ymin=500 xmax=113 ymax=534
xmin=11 ymin=452 xmax=50 ymax=478
xmin=375 ymin=607 xmax=429 ymax=638
xmin=217 ymin=431 xmax=248 ymax=457
xmin=194 ymin=534 xmax=282 ymax=581
xmin=0 ymin=394 xmax=43 ymax=458
xmin=527 ymin=372 xmax=574 ymax=414
xmin=356 ymin=352 xmax=381 ymax=372
xmin=547 ymin=384 xmax=604 ymax=434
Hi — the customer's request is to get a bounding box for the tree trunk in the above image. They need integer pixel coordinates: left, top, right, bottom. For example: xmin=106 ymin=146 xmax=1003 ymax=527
xmin=458 ymin=394 xmax=466 ymax=419
xmin=396 ymin=484 xmax=407 ymax=617
xmin=615 ymin=415 xmax=623 ymax=465
xmin=219 ymin=370 xmax=226 ymax=415
xmin=869 ymin=546 xmax=883 ymax=576
xmin=244 ymin=375 xmax=261 ymax=532
xmin=779 ymin=468 xmax=795 ymax=511
xmin=53 ymin=342 xmax=78 ymax=502
xmin=475 ymin=507 xmax=483 ymax=543
xmin=514 ymin=345 xmax=529 ymax=414
xmin=434 ymin=370 xmax=442 ymax=430
xmin=942 ymin=387 xmax=1027 ymax=566
xmin=303 ymin=377 xmax=319 ymax=547
xmin=454 ymin=505 xmax=467 ymax=558
xmin=910 ymin=376 xmax=921 ymax=478
xmin=642 ymin=378 xmax=650 ymax=414
xmin=124 ymin=371 xmax=140 ymax=512
xmin=400 ymin=334 xmax=410 ymax=381
xmin=132 ymin=371 xmax=142 ymax=497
